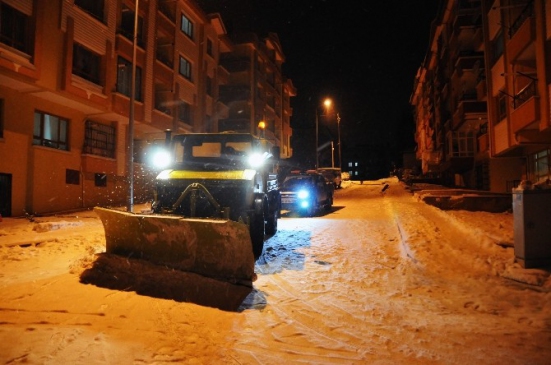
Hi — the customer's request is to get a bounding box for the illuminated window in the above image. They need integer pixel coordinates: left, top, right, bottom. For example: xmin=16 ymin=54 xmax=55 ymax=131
xmin=33 ymin=111 xmax=69 ymax=151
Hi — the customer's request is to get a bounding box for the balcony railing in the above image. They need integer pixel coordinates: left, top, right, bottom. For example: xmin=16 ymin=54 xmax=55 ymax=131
xmin=509 ymin=1 xmax=534 ymax=38
xmin=514 ymin=81 xmax=537 ymax=109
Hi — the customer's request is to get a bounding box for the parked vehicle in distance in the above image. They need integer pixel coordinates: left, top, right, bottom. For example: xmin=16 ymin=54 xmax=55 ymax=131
xmin=317 ymin=167 xmax=342 ymax=188
xmin=281 ymin=170 xmax=334 ymax=216
xmin=341 ymin=171 xmax=350 ymax=181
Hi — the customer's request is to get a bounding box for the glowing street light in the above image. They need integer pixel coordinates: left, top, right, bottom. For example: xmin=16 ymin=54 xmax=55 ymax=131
xmin=315 ymin=98 xmax=332 ymax=168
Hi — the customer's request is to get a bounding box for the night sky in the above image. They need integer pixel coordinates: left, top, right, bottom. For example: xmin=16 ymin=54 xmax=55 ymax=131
xmin=198 ymin=1 xmax=442 ymax=166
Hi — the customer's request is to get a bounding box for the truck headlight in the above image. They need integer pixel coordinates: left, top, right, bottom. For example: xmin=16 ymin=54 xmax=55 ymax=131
xmin=152 ymin=150 xmax=172 ymax=169
xmin=248 ymin=152 xmax=270 ymax=168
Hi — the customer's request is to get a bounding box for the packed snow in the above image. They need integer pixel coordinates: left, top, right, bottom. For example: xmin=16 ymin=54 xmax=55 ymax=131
xmin=0 ymin=177 xmax=550 ymax=364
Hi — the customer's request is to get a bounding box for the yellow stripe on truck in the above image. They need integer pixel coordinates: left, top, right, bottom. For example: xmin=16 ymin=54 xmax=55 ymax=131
xmin=157 ymin=169 xmax=257 ymax=180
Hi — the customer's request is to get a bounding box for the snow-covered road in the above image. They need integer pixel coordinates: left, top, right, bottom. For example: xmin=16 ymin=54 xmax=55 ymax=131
xmin=0 ymin=178 xmax=549 ymax=364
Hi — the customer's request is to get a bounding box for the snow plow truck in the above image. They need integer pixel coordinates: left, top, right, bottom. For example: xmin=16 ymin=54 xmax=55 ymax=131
xmin=94 ymin=132 xmax=281 ymax=309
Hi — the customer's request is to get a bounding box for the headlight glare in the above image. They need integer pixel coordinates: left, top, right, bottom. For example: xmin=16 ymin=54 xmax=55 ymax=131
xmin=297 ymin=190 xmax=309 ymax=199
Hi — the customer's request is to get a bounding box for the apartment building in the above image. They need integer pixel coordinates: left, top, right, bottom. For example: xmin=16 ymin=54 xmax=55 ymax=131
xmin=411 ymin=0 xmax=550 ymax=192
xmin=0 ymin=0 xmax=295 ymax=217
xmin=218 ymin=32 xmax=296 ymax=159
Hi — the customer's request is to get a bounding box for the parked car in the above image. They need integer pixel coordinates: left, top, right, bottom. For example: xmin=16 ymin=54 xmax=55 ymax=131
xmin=341 ymin=171 xmax=351 ymax=181
xmin=317 ymin=167 xmax=342 ymax=188
xmin=281 ymin=171 xmax=334 ymax=216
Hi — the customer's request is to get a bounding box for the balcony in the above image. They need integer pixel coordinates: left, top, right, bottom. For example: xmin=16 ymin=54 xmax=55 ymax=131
xmin=218 ymin=85 xmax=251 ymax=103
xmin=506 ymin=15 xmax=535 ymax=62
xmin=511 ymin=95 xmax=539 ymax=133
xmin=452 ymin=99 xmax=487 ymax=130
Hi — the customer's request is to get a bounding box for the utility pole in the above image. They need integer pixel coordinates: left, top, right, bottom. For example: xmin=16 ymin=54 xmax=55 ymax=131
xmin=126 ymin=0 xmax=139 ymax=213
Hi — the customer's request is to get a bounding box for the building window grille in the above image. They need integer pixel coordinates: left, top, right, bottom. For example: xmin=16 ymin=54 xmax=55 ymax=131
xmin=33 ymin=111 xmax=69 ymax=151
xmin=116 ymin=56 xmax=142 ymax=101
xmin=83 ymin=120 xmax=115 ymax=158
xmin=73 ymin=43 xmax=101 ymax=85
xmin=180 ymin=13 xmax=194 ymax=39
xmin=0 ymin=3 xmax=33 ymax=55
xmin=75 ymin=0 xmax=105 ymax=22
xmin=179 ymin=56 xmax=192 ymax=80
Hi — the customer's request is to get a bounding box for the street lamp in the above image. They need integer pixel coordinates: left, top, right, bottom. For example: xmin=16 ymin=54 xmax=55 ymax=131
xmin=316 ymin=98 xmax=332 ymax=168
xmin=126 ymin=0 xmax=139 ymax=213
xmin=337 ymin=113 xmax=342 ymax=169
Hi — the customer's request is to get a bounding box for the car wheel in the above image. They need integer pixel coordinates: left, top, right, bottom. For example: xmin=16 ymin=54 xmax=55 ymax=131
xmin=324 ymin=195 xmax=333 ymax=211
xmin=308 ymin=199 xmax=318 ymax=217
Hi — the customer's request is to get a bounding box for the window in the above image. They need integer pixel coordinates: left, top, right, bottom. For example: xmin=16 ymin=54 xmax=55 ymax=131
xmin=448 ymin=131 xmax=475 ymax=157
xmin=116 ymin=56 xmax=142 ymax=101
xmin=0 ymin=99 xmax=3 ymax=139
xmin=206 ymin=76 xmax=213 ymax=96
xmin=73 ymin=43 xmax=101 ymax=85
xmin=178 ymin=100 xmax=192 ymax=124
xmin=180 ymin=13 xmax=193 ymax=38
xmin=95 ymin=173 xmax=107 ymax=187
xmin=179 ymin=56 xmax=192 ymax=80
xmin=120 ymin=4 xmax=144 ymax=47
xmin=0 ymin=3 xmax=33 ymax=55
xmin=206 ymin=38 xmax=213 ymax=57
xmin=531 ymin=149 xmax=550 ymax=183
xmin=75 ymin=0 xmax=104 ymax=22
xmin=83 ymin=120 xmax=115 ymax=158
xmin=66 ymin=169 xmax=80 ymax=185
xmin=496 ymin=91 xmax=507 ymax=122
xmin=490 ymin=30 xmax=504 ymax=65
xmin=33 ymin=111 xmax=69 ymax=151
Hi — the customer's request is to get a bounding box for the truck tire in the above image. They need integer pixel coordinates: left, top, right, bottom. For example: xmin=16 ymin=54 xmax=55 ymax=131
xmin=250 ymin=211 xmax=265 ymax=259
xmin=265 ymin=209 xmax=278 ymax=236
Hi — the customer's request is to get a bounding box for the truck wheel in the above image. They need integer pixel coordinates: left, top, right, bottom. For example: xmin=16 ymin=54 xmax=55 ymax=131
xmin=265 ymin=209 xmax=278 ymax=236
xmin=250 ymin=211 xmax=265 ymax=259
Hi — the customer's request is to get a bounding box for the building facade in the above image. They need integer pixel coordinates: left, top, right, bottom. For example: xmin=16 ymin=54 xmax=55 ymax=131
xmin=411 ymin=0 xmax=550 ymax=192
xmin=0 ymin=0 xmax=295 ymax=217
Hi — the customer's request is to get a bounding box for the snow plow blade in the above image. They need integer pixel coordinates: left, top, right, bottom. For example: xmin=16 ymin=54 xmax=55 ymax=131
xmin=93 ymin=207 xmax=255 ymax=310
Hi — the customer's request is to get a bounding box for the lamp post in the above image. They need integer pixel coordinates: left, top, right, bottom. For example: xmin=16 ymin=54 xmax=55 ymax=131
xmin=126 ymin=0 xmax=139 ymax=213
xmin=315 ymin=98 xmax=332 ymax=168
xmin=337 ymin=113 xmax=342 ymax=169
